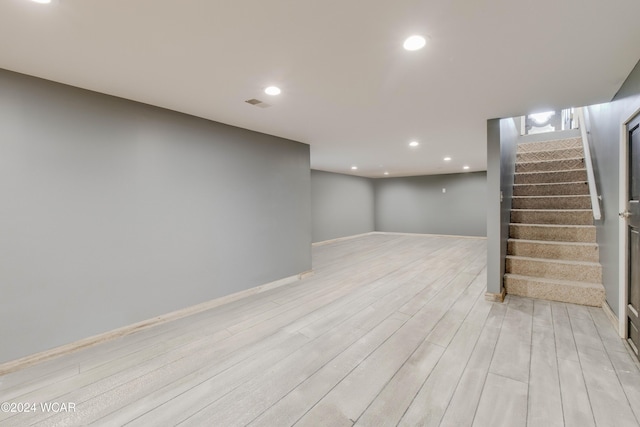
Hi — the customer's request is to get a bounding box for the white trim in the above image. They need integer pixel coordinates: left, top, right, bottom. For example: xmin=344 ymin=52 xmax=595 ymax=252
xmin=603 ymin=301 xmax=620 ymax=335
xmin=312 ymin=231 xmax=487 ymax=247
xmin=619 ymin=105 xmax=640 ymax=338
xmin=311 ymin=232 xmax=374 ymax=246
xmin=371 ymin=231 xmax=487 ymax=240
xmin=577 ymin=107 xmax=601 ymax=220
xmin=0 ymin=271 xmax=310 ymax=375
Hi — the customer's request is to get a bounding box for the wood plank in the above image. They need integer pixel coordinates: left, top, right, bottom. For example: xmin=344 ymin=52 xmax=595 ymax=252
xmin=118 ymin=252 xmax=458 ymax=427
xmin=550 ymin=301 xmax=579 ymax=362
xmin=294 ymin=275 xmax=484 ymax=427
xmin=472 ymin=373 xmax=528 ymax=427
xmin=551 ymin=300 xmax=595 ymax=427
xmin=439 ymin=302 xmax=507 ymax=427
xmin=248 ymin=316 xmax=416 ymax=427
xmin=527 ymin=299 xmax=563 ymax=427
xmin=567 ymin=304 xmax=639 ymax=427
xmin=397 ymin=288 xmax=492 ymax=426
xmin=606 ymin=348 xmax=640 ymax=424
xmin=177 ymin=268 xmax=480 ymax=426
xmin=556 ymin=357 xmax=596 ymax=427
xmin=5 ymin=235 xmax=635 ymax=427
xmin=489 ymin=295 xmax=533 ymax=384
xmin=357 ymin=280 xmax=492 ymax=427
xmin=426 ymin=268 xmax=487 ymax=347
xmin=246 ymin=271 xmax=460 ymax=427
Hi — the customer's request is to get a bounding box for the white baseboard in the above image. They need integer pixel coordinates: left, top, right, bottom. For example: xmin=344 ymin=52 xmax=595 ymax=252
xmin=312 ymin=231 xmax=487 ymax=248
xmin=372 ymin=231 xmax=487 ymax=240
xmin=312 ymin=232 xmax=375 ymax=246
xmin=0 ymin=270 xmax=312 ymax=375
xmin=602 ymin=300 xmax=620 ymax=336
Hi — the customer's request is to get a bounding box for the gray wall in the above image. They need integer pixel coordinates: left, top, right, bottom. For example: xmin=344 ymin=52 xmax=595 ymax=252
xmin=0 ymin=69 xmax=311 ymax=363
xmin=486 ymin=118 xmax=519 ymax=295
xmin=310 ymin=170 xmax=375 ymax=243
xmin=586 ymin=59 xmax=640 ymax=315
xmin=374 ymin=172 xmax=487 ymax=237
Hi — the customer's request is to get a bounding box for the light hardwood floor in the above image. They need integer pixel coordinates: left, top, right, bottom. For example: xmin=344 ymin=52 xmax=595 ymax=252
xmin=1 ymin=233 xmax=639 ymax=426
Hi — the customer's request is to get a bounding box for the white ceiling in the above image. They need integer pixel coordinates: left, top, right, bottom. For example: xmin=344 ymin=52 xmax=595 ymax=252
xmin=1 ymin=0 xmax=640 ymax=177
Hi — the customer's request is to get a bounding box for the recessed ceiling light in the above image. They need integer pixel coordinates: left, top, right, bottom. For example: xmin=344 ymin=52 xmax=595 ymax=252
xmin=30 ymin=0 xmax=52 ymax=3
xmin=384 ymin=171 xmax=389 ymax=175
xmin=351 ymin=166 xmax=358 ymax=170
xmin=463 ymin=165 xmax=470 ymax=170
xmin=444 ymin=157 xmax=452 ymax=161
xmin=264 ymin=86 xmax=281 ymax=96
xmin=409 ymin=141 xmax=419 ymax=147
xmin=403 ymin=35 xmax=427 ymax=51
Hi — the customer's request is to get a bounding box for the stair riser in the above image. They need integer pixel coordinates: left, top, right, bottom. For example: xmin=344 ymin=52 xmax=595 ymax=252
xmin=513 ymin=182 xmax=589 ymax=196
xmin=509 ymin=225 xmax=596 ymax=243
xmin=517 ymin=138 xmax=582 ymax=153
xmin=516 ymin=148 xmax=584 ymax=162
xmin=511 ymin=210 xmax=593 ymax=225
xmin=514 ymin=169 xmax=587 ymax=184
xmin=512 ymin=197 xmax=591 ymax=210
xmin=508 ymin=241 xmax=599 ymax=262
xmin=506 ymin=258 xmax=602 ymax=283
xmin=516 ymin=158 xmax=585 ymax=173
xmin=505 ymin=276 xmax=604 ymax=306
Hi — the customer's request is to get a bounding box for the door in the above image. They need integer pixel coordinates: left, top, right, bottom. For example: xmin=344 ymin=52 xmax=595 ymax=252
xmin=626 ymin=115 xmax=640 ymax=356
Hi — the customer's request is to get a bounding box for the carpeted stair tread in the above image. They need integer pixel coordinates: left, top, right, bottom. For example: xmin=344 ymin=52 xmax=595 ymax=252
xmin=507 ymin=238 xmax=598 ymax=247
xmin=506 ymin=133 xmax=603 ymax=307
xmin=513 ymin=181 xmax=589 ymax=196
xmin=506 ymin=255 xmax=600 ymax=267
xmin=506 ymin=255 xmax=602 ymax=283
xmin=510 ymin=209 xmax=593 ymax=225
xmin=512 ymin=195 xmax=591 ymax=209
xmin=514 ymin=169 xmax=587 ymax=184
xmin=517 ymin=137 xmax=582 ymax=153
xmin=516 ymin=157 xmax=585 ymax=173
xmin=509 ymin=223 xmax=596 ymax=243
xmin=516 ymin=147 xmax=584 ymax=162
xmin=504 ymin=273 xmax=605 ymax=306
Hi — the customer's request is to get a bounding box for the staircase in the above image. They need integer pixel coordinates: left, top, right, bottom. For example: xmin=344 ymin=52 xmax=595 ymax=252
xmin=504 ymin=135 xmax=606 ymax=306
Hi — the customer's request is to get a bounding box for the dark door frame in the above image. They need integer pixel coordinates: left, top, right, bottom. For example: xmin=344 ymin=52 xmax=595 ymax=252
xmin=620 ymin=107 xmax=640 ymax=339
xmin=624 ymin=115 xmax=640 ymax=354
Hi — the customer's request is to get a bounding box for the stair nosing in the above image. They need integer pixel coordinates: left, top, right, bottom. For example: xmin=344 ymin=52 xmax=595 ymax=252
xmin=513 ymin=181 xmax=588 ymax=187
xmin=509 ymin=223 xmax=595 ymax=228
xmin=511 ymin=209 xmax=592 ymax=213
xmin=516 ymin=147 xmax=584 ymax=155
xmin=512 ymin=195 xmax=591 ymax=199
xmin=518 ymin=137 xmax=582 ymax=144
xmin=507 ymin=238 xmax=598 ymax=247
xmin=516 ymin=157 xmax=584 ymax=165
xmin=506 ymin=255 xmax=601 ymax=267
xmin=515 ymin=168 xmax=587 ymax=175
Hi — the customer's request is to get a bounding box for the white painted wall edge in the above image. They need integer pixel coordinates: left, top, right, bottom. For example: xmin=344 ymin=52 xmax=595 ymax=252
xmin=0 ymin=270 xmax=313 ymax=375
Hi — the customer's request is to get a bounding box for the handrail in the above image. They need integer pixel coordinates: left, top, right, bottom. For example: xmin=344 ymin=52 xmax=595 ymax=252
xmin=576 ymin=107 xmax=602 ymax=220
